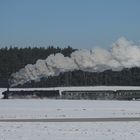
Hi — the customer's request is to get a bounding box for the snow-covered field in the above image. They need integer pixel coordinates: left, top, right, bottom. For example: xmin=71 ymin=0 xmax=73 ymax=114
xmin=1 ymin=122 xmax=140 ymax=140
xmin=0 ymin=99 xmax=140 ymax=119
xmin=0 ymin=99 xmax=140 ymax=139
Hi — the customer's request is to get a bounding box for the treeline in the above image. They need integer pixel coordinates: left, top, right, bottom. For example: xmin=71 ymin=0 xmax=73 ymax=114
xmin=0 ymin=46 xmax=76 ymax=87
xmin=1 ymin=46 xmax=140 ymax=88
xmin=16 ymin=67 xmax=140 ymax=88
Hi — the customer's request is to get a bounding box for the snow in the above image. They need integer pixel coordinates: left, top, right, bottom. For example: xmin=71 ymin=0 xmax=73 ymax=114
xmin=0 ymin=99 xmax=140 ymax=119
xmin=0 ymin=99 xmax=140 ymax=139
xmin=0 ymin=122 xmax=140 ymax=140
xmin=6 ymin=86 xmax=140 ymax=91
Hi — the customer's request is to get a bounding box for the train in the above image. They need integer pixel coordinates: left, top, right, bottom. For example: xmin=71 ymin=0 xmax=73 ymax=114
xmin=1 ymin=86 xmax=140 ymax=100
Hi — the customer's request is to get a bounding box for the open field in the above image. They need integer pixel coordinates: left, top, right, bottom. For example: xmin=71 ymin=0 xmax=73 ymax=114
xmin=0 ymin=99 xmax=140 ymax=119
xmin=0 ymin=99 xmax=140 ymax=139
xmin=1 ymin=122 xmax=140 ymax=140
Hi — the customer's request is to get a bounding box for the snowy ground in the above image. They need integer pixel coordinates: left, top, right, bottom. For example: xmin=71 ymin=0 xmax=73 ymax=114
xmin=0 ymin=99 xmax=140 ymax=139
xmin=1 ymin=122 xmax=140 ymax=140
xmin=0 ymin=99 xmax=140 ymax=119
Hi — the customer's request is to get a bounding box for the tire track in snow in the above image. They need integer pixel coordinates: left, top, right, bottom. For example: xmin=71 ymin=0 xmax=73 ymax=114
xmin=0 ymin=117 xmax=140 ymax=122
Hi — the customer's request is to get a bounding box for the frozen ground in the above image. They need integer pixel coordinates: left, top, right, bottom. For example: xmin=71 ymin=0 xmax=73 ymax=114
xmin=0 ymin=99 xmax=140 ymax=119
xmin=1 ymin=122 xmax=140 ymax=140
xmin=0 ymin=99 xmax=140 ymax=139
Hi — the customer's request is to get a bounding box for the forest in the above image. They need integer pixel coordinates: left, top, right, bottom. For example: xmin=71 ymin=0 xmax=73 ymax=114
xmin=0 ymin=46 xmax=140 ymax=87
xmin=0 ymin=46 xmax=76 ymax=87
xmin=16 ymin=68 xmax=140 ymax=88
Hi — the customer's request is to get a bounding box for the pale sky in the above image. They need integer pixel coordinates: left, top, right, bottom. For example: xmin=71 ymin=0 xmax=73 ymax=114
xmin=0 ymin=0 xmax=140 ymax=49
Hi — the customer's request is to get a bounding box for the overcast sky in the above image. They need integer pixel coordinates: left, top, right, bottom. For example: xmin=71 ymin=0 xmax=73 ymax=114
xmin=0 ymin=0 xmax=140 ymax=49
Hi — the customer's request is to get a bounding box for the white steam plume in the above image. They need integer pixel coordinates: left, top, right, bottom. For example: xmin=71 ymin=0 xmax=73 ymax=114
xmin=10 ymin=37 xmax=140 ymax=87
